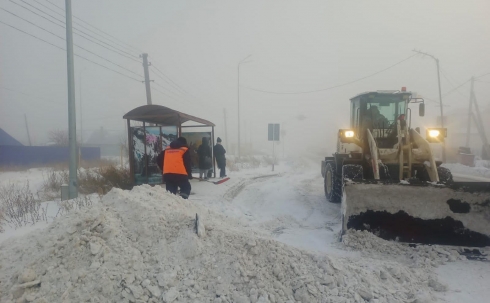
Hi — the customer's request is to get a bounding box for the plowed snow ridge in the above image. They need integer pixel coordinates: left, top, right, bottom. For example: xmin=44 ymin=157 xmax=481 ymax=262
xmin=0 ymin=185 xmax=462 ymax=303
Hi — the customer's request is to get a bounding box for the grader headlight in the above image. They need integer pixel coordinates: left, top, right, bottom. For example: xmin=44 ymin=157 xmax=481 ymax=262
xmin=345 ymin=130 xmax=355 ymax=138
xmin=428 ymin=130 xmax=440 ymax=138
xmin=426 ymin=128 xmax=447 ymax=143
xmin=339 ymin=129 xmax=358 ymax=144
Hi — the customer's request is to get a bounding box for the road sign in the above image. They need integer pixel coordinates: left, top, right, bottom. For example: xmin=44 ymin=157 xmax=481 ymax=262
xmin=268 ymin=124 xmax=280 ymax=141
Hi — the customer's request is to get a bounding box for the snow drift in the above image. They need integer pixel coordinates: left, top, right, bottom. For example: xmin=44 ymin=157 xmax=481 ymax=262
xmin=0 ymin=185 xmax=447 ymax=303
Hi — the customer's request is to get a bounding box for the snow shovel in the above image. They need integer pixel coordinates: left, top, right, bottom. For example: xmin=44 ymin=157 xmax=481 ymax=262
xmin=197 ymin=177 xmax=230 ymax=184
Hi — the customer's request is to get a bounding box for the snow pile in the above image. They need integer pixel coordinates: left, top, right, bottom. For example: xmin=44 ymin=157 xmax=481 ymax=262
xmin=442 ymin=163 xmax=490 ymax=178
xmin=0 ymin=185 xmax=440 ymax=303
xmin=343 ymin=230 xmax=466 ymax=267
xmin=475 ymin=160 xmax=490 ymax=169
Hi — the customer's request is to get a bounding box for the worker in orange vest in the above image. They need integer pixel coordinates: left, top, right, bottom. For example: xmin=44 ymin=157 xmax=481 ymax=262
xmin=156 ymin=137 xmax=193 ymax=199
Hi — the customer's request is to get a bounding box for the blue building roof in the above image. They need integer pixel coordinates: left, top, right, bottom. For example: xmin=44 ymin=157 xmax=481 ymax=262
xmin=0 ymin=128 xmax=23 ymax=146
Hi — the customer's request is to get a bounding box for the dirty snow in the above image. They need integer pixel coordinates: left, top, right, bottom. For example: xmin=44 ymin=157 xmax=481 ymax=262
xmin=0 ymin=158 xmax=488 ymax=302
xmin=442 ymin=162 xmax=490 ymax=179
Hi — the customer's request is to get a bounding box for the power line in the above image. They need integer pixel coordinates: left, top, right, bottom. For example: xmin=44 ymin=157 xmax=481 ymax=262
xmin=149 ymin=59 xmax=188 ymax=94
xmin=153 ymin=81 xmax=221 ymax=111
xmin=152 ymin=74 xmax=187 ymax=97
xmin=0 ymin=85 xmax=62 ymax=104
xmin=153 ymin=82 xmax=184 ymax=99
xmin=148 ymin=57 xmax=223 ymax=110
xmin=441 ymin=79 xmax=471 ymax=98
xmin=153 ymin=87 xmax=177 ymax=100
xmin=439 ymin=67 xmax=468 ymax=98
xmin=0 ymin=7 xmax=143 ymax=78
xmin=243 ymin=54 xmax=417 ymax=94
xmin=151 ymin=69 xmax=186 ymax=95
xmin=438 ymin=71 xmax=490 ymax=98
xmin=475 ymin=72 xmax=490 ymax=79
xmin=8 ymin=0 xmax=140 ymax=62
xmin=32 ymin=0 xmax=140 ymax=56
xmin=152 ymin=82 xmax=202 ymax=108
xmin=44 ymin=0 xmax=143 ymax=54
xmin=0 ymin=20 xmax=142 ymax=82
xmin=11 ymin=0 xmax=137 ymax=59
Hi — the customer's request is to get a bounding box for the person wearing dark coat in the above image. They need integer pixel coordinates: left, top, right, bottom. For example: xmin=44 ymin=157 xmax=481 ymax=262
xmin=156 ymin=137 xmax=193 ymax=199
xmin=213 ymin=137 xmax=227 ymax=178
xmin=197 ymin=137 xmax=212 ymax=179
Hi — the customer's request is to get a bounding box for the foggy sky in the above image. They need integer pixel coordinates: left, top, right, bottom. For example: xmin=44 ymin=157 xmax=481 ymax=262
xmin=1 ymin=0 xmax=489 ymax=156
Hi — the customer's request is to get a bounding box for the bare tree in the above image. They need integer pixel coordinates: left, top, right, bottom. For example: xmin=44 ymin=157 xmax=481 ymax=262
xmin=48 ymin=129 xmax=69 ymax=146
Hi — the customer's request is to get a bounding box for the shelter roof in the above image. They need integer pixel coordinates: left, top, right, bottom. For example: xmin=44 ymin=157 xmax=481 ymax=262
xmin=123 ymin=105 xmax=215 ymax=127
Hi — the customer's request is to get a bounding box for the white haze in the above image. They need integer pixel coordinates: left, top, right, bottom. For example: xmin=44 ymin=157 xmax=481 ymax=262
xmin=1 ymin=0 xmax=489 ymax=157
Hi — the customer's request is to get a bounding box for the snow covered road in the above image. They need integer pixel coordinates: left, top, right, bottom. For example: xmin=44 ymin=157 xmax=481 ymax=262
xmin=228 ymin=169 xmax=347 ymax=255
xmin=1 ymin=159 xmax=489 ymax=302
xmin=187 ymin=159 xmax=349 ymax=256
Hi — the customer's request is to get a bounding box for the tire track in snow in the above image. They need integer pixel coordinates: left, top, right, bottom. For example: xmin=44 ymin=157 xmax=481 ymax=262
xmin=222 ymin=173 xmax=284 ymax=201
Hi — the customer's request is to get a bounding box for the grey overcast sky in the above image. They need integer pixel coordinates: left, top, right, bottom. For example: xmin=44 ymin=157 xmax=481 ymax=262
xmin=1 ymin=0 xmax=489 ymax=155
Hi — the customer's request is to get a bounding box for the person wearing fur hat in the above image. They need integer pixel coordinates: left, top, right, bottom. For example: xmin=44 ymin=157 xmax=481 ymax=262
xmin=213 ymin=137 xmax=227 ymax=178
xmin=156 ymin=137 xmax=193 ymax=199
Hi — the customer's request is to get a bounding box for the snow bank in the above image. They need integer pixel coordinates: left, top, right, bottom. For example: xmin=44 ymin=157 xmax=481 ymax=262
xmin=343 ymin=230 xmax=466 ymax=267
xmin=442 ymin=163 xmax=490 ymax=179
xmin=0 ymin=185 xmax=440 ymax=303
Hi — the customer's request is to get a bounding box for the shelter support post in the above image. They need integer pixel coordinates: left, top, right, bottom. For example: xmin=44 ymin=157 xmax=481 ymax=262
xmin=127 ymin=119 xmax=134 ymax=185
xmin=212 ymin=126 xmax=216 ymax=178
xmin=178 ymin=115 xmax=182 ymax=137
xmin=143 ymin=122 xmax=148 ymax=184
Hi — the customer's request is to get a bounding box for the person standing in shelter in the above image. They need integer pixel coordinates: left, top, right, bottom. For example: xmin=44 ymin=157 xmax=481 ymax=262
xmin=156 ymin=137 xmax=193 ymax=199
xmin=197 ymin=137 xmax=212 ymax=179
xmin=213 ymin=137 xmax=227 ymax=178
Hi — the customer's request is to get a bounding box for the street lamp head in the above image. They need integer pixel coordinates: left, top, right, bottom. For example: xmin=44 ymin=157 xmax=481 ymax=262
xmin=239 ymin=54 xmax=252 ymax=64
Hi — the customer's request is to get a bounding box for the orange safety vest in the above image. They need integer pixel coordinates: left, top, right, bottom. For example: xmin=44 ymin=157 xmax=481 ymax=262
xmin=163 ymin=146 xmax=188 ymax=175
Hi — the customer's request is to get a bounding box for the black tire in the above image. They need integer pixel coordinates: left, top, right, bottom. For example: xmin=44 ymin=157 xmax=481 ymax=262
xmin=437 ymin=166 xmax=453 ymax=184
xmin=324 ymin=162 xmax=342 ymax=203
xmin=342 ymin=164 xmax=363 ymax=180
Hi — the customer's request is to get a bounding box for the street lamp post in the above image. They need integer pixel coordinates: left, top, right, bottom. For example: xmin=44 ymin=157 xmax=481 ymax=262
xmin=413 ymin=49 xmax=446 ymax=162
xmin=237 ymin=54 xmax=252 ymax=159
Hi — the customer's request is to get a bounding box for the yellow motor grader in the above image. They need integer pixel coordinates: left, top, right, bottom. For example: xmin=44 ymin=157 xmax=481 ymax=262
xmin=321 ymin=89 xmax=490 ymax=247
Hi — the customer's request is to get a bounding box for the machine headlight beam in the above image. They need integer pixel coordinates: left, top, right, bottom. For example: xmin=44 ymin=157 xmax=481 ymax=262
xmin=428 ymin=129 xmax=440 ymax=138
xmin=426 ymin=128 xmax=447 ymax=143
xmin=345 ymin=130 xmax=355 ymax=138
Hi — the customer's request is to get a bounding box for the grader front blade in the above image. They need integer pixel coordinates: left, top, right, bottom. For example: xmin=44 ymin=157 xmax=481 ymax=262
xmin=342 ymin=181 xmax=490 ymax=247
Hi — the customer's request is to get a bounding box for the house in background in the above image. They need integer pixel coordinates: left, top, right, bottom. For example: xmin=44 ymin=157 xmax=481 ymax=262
xmin=0 ymin=128 xmax=23 ymax=146
xmin=1 ymin=128 xmax=100 ymax=166
xmin=84 ymin=127 xmax=125 ymax=157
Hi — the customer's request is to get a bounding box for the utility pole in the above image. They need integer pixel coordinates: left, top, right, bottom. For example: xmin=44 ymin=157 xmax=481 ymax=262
xmin=65 ymin=0 xmax=78 ymax=199
xmin=413 ymin=49 xmax=446 ymax=162
xmin=465 ymin=77 xmax=474 ymax=147
xmin=223 ymin=108 xmax=229 ymax=150
xmin=141 ymin=53 xmax=152 ymax=105
xmin=237 ymin=63 xmax=241 ymax=158
xmin=24 ymin=114 xmax=31 ymax=146
xmin=244 ymin=120 xmax=247 ymax=154
xmin=237 ymin=54 xmax=252 ymax=158
xmin=80 ymin=71 xmax=83 ymax=147
xmin=470 ymin=86 xmax=489 ymax=155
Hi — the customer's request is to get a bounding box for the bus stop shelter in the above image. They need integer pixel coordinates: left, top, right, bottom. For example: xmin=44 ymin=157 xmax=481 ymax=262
xmin=123 ymin=104 xmax=216 ymax=185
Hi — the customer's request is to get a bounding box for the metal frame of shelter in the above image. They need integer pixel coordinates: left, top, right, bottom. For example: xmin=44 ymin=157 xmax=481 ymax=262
xmin=123 ymin=104 xmax=216 ymax=184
